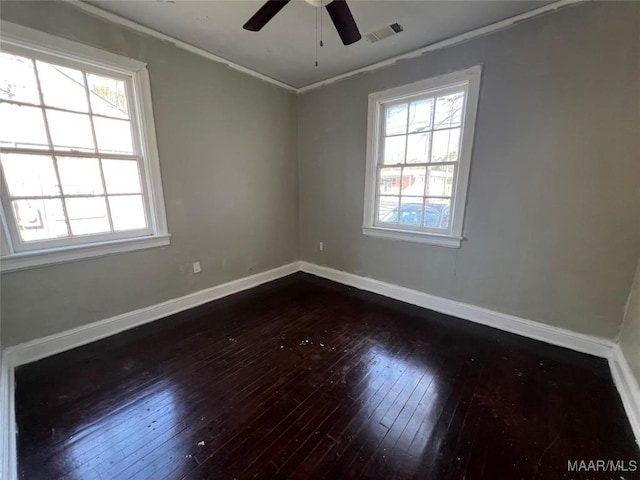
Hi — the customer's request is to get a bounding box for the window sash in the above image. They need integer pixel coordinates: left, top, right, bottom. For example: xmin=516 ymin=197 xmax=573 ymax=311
xmin=380 ymin=82 xmax=467 ymax=106
xmin=0 ymin=42 xmax=155 ymax=253
xmin=373 ymin=87 xmax=468 ymax=236
xmin=0 ymin=157 xmax=153 ymax=248
xmin=0 ymin=155 xmax=154 ymax=251
xmin=374 ymin=199 xmax=455 ymax=234
xmin=0 ymin=98 xmax=131 ymax=122
xmin=362 ymin=66 xmax=482 ymax=247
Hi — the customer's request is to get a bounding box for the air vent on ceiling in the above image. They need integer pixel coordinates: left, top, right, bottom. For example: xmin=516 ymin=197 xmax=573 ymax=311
xmin=366 ymin=23 xmax=403 ymax=43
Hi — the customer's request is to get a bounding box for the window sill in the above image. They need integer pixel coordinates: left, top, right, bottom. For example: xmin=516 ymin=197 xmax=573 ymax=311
xmin=0 ymin=234 xmax=171 ymax=273
xmin=362 ymin=226 xmax=462 ymax=248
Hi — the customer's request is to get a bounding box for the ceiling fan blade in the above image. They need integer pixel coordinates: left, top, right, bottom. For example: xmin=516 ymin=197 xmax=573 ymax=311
xmin=325 ymin=0 xmax=361 ymax=45
xmin=243 ymin=0 xmax=291 ymax=32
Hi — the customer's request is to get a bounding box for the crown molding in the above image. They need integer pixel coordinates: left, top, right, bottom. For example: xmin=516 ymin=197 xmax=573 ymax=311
xmin=64 ymin=0 xmax=297 ymax=92
xmin=64 ymin=0 xmax=584 ymax=95
xmin=297 ymin=0 xmax=584 ymax=93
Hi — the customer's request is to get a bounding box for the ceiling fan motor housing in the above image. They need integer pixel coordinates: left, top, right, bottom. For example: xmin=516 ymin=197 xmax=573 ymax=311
xmin=304 ymin=0 xmax=334 ymax=7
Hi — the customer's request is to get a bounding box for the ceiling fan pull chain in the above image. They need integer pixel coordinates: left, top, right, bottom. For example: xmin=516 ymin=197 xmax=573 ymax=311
xmin=315 ymin=6 xmax=319 ymax=67
xmin=320 ymin=1 xmax=323 ymax=47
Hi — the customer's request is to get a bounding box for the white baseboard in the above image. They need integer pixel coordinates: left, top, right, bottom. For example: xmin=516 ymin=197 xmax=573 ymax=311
xmin=2 ymin=259 xmax=636 ymax=480
xmin=0 ymin=261 xmax=301 ymax=480
xmin=301 ymin=262 xmax=640 ymax=445
xmin=3 ymin=260 xmax=614 ymax=367
xmin=610 ymin=345 xmax=640 ymax=446
xmin=300 ymin=262 xmax=614 ymax=359
xmin=4 ymin=261 xmax=301 ymax=368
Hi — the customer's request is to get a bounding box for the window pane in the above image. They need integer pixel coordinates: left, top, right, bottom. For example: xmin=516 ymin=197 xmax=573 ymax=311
xmin=87 ymin=74 xmax=129 ymax=119
xmin=0 ymin=103 xmax=48 ymax=149
xmin=12 ymin=198 xmax=68 ymax=242
xmin=379 ymin=167 xmax=400 ymax=195
xmin=46 ymin=110 xmax=94 ymax=151
xmin=1 ymin=153 xmax=60 ymax=197
xmin=65 ymin=197 xmax=110 ymax=236
xmin=109 ymin=195 xmax=147 ymax=231
xmin=431 ymin=128 xmax=460 ymax=163
xmin=36 ymin=61 xmax=88 ymax=113
xmin=424 ymin=199 xmax=450 ymax=229
xmin=399 ymin=197 xmax=424 ymax=226
xmin=94 ymin=117 xmax=133 ymax=154
xmin=400 ymin=166 xmax=426 ymax=196
xmin=102 ymin=159 xmax=142 ymax=194
xmin=434 ymin=92 xmax=464 ymax=129
xmin=378 ymin=196 xmax=399 ymax=224
xmin=0 ymin=53 xmax=40 ymax=104
xmin=408 ymin=99 xmax=433 ymax=133
xmin=406 ymin=133 xmax=430 ymax=164
xmin=426 ymin=165 xmax=455 ymax=197
xmin=57 ymin=157 xmax=104 ymax=195
xmin=385 ymin=104 xmax=407 ymax=136
xmin=383 ymin=136 xmax=405 ymax=165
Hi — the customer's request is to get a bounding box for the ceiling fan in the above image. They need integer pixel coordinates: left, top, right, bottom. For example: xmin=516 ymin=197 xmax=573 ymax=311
xmin=243 ymin=0 xmax=362 ymax=46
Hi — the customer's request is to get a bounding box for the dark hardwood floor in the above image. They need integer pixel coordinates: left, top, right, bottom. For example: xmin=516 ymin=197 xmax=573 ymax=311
xmin=15 ymin=273 xmax=639 ymax=479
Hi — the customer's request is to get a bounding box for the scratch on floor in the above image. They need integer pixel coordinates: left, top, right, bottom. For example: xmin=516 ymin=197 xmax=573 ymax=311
xmin=533 ymin=431 xmax=561 ymax=478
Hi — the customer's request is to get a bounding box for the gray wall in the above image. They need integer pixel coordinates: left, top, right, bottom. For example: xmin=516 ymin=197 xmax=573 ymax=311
xmin=620 ymin=261 xmax=640 ymax=384
xmin=0 ymin=1 xmax=299 ymax=347
xmin=298 ymin=1 xmax=640 ymax=339
xmin=2 ymin=1 xmax=639 ymax=348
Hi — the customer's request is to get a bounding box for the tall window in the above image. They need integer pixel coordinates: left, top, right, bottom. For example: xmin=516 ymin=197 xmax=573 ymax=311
xmin=0 ymin=23 xmax=168 ymax=271
xmin=363 ymin=67 xmax=481 ymax=248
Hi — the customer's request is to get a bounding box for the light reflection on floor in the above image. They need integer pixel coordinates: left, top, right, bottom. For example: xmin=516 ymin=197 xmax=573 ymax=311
xmin=64 ymin=383 xmax=186 ymax=480
xmin=354 ymin=345 xmax=439 ymax=475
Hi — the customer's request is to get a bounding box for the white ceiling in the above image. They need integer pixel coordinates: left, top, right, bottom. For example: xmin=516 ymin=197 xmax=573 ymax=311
xmin=87 ymin=0 xmax=553 ymax=88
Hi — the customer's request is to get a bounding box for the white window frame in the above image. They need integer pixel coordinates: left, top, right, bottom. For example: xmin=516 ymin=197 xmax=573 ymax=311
xmin=362 ymin=66 xmax=482 ymax=248
xmin=0 ymin=22 xmax=170 ymax=272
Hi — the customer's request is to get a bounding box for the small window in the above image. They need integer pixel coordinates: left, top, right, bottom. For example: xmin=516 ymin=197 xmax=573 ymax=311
xmin=0 ymin=23 xmax=169 ymax=271
xmin=362 ymin=66 xmax=481 ymax=248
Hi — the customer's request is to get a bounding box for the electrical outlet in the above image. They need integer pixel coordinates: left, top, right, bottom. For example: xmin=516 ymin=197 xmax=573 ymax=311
xmin=193 ymin=261 xmax=201 ymax=274
xmin=319 ymin=241 xmax=324 ymax=251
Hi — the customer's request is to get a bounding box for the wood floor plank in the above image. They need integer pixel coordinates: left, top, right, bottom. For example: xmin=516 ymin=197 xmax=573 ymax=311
xmin=177 ymin=333 xmax=370 ymax=479
xmin=14 ymin=273 xmax=639 ymax=480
